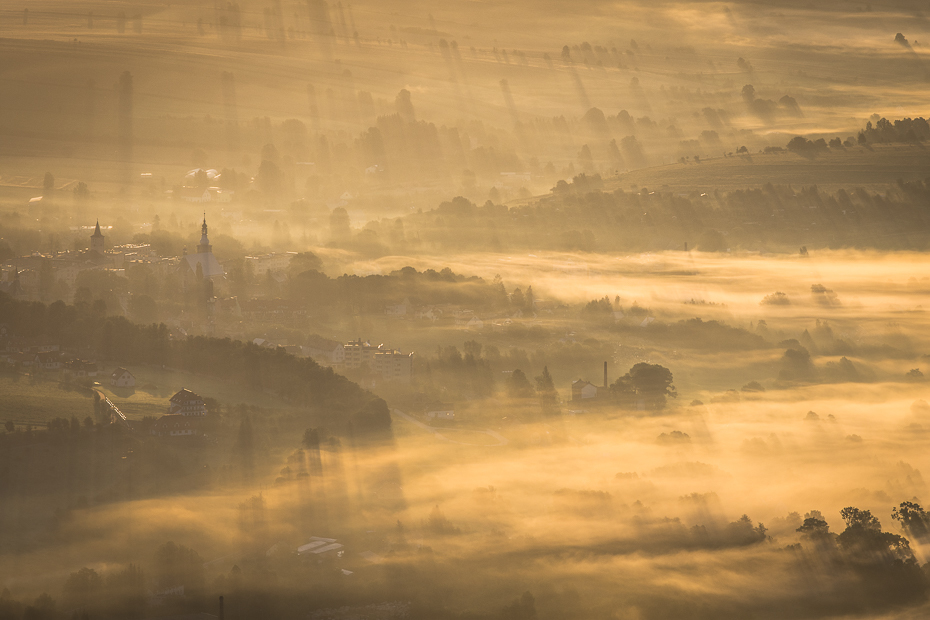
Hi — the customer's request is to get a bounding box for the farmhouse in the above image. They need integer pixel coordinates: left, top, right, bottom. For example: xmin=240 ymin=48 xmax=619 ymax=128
xmin=110 ymin=367 xmax=135 ymax=388
xmin=169 ymin=388 xmax=207 ymax=416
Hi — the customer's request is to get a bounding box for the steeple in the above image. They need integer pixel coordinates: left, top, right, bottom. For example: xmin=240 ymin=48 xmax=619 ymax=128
xmin=90 ymin=219 xmax=105 ymax=254
xmin=197 ymin=213 xmax=212 ymax=254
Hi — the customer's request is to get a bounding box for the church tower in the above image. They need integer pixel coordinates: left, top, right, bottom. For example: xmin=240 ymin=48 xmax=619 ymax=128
xmin=90 ymin=220 xmax=105 ymax=254
xmin=197 ymin=214 xmax=212 ymax=254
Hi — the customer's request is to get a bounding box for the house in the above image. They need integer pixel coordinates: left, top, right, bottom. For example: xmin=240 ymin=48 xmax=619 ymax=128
xmin=453 ymin=309 xmax=474 ymax=325
xmin=466 ymin=316 xmax=484 ymax=329
xmin=169 ymin=389 xmax=207 ymax=416
xmin=110 ymin=367 xmax=135 ymax=388
xmin=297 ymin=536 xmax=344 ymax=556
xmin=426 ymin=403 xmax=455 ymax=420
xmin=65 ymin=359 xmax=98 ymax=377
xmin=385 ymin=298 xmax=411 ymax=316
xmin=416 ymin=308 xmax=440 ymax=321
xmin=151 ymin=414 xmax=201 ymax=437
xmin=5 ymin=351 xmax=33 ymax=368
xmin=304 ymin=335 xmax=345 ymax=365
xmin=33 ymin=351 xmax=61 ymax=370
xmin=178 ymin=187 xmax=212 ymax=203
xmin=571 ymin=380 xmax=598 ymax=401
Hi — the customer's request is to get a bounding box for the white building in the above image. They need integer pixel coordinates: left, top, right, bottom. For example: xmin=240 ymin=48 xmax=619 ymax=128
xmin=385 ymin=298 xmax=411 ymax=316
xmin=110 ymin=367 xmax=136 ymax=388
xmin=245 ymin=252 xmax=296 ymax=277
xmin=571 ymin=380 xmax=598 ymax=401
xmin=427 ymin=403 xmax=455 ymax=420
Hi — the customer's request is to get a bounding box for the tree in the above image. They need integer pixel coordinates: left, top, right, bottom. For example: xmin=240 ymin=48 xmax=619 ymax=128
xmin=611 ymin=363 xmax=676 ymax=410
xmin=838 ymin=507 xmax=910 ymax=559
xmin=353 ymin=398 xmax=392 ymax=431
xmin=502 ymin=591 xmax=537 ymax=620
xmin=286 ymin=252 xmax=323 ymax=278
xmin=22 ymin=594 xmax=55 ymax=620
xmin=797 ymin=513 xmax=832 ymax=541
xmin=395 ymin=89 xmax=415 ymax=121
xmin=236 ymin=415 xmax=254 ymax=479
xmin=535 ymin=366 xmax=555 ymax=394
xmin=62 ymin=567 xmax=102 ymax=611
xmin=779 ymin=347 xmax=815 ymax=382
xmin=892 ymin=501 xmax=930 ymax=542
xmin=506 ymin=369 xmax=535 ymax=398
xmin=257 ymin=159 xmax=282 ymax=196
xmin=535 ymin=366 xmax=559 ymax=415
xmin=73 ymin=181 xmax=90 ymax=201
xmin=154 ymin=542 xmax=205 ymax=593
xmin=4 ymin=420 xmax=13 ymax=433
xmin=329 ymin=207 xmax=351 ymax=243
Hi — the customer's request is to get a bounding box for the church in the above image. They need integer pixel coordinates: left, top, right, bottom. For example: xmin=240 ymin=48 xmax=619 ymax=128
xmin=178 ymin=215 xmax=225 ymax=289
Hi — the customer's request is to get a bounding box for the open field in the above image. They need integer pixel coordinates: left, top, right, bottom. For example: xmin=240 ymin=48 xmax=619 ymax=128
xmin=609 ymin=144 xmax=930 ymax=195
xmin=0 ymin=374 xmax=93 ymax=426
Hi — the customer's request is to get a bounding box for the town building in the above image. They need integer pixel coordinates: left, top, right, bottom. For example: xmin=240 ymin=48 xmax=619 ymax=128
xmin=169 ymin=388 xmax=207 ymax=416
xmin=343 ymin=339 xmax=377 ymax=369
xmin=245 ymin=252 xmax=296 ymax=277
xmin=426 ymin=403 xmax=455 ymax=420
xmin=373 ymin=349 xmax=413 ymax=383
xmin=178 ymin=216 xmax=225 ymax=288
xmin=304 ymin=335 xmax=345 ymax=365
xmin=111 ymin=367 xmax=136 ymax=388
xmin=571 ymin=380 xmax=598 ymax=401
xmin=151 ymin=414 xmax=201 ymax=437
xmin=90 ymin=220 xmax=105 ymax=255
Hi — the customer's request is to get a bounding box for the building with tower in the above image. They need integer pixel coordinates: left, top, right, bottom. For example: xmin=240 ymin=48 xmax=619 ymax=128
xmin=90 ymin=220 xmax=105 ymax=255
xmin=178 ymin=215 xmax=225 ymax=289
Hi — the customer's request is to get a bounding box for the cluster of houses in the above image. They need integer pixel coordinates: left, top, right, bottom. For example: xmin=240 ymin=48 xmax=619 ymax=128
xmin=571 ymin=362 xmax=610 ymax=403
xmin=101 ymin=383 xmax=210 ymax=438
xmin=0 ymin=335 xmax=100 ymax=378
xmin=384 ymin=297 xmax=559 ymax=331
xmin=253 ymin=335 xmax=414 ymax=384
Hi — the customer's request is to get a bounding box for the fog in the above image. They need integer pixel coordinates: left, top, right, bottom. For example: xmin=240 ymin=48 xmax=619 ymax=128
xmin=2 ymin=1 xmax=930 ymax=619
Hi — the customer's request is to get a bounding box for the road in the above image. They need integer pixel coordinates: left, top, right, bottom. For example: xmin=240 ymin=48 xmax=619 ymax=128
xmin=391 ymin=409 xmax=508 ymax=446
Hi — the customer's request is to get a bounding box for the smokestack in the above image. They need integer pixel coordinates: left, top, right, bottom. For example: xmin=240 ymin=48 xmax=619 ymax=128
xmin=603 ymin=361 xmax=608 ymax=388
xmin=219 ymin=596 xmax=225 ymax=620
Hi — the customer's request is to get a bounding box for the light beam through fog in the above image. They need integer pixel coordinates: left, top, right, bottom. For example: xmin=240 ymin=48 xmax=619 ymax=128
xmin=1 ymin=1 xmax=930 ymax=619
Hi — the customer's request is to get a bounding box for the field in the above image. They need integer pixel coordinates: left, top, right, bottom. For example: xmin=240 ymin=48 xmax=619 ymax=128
xmin=0 ymin=374 xmax=94 ymax=426
xmin=609 ymin=144 xmax=930 ymax=195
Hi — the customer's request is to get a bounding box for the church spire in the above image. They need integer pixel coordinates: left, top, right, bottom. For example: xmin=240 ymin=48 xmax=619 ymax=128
xmin=197 ymin=213 xmax=212 ymax=254
xmin=90 ymin=219 xmax=105 ymax=254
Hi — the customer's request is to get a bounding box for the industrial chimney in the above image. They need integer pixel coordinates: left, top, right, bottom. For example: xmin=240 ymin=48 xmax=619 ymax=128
xmin=603 ymin=361 xmax=608 ymax=388
xmin=219 ymin=596 xmax=225 ymax=620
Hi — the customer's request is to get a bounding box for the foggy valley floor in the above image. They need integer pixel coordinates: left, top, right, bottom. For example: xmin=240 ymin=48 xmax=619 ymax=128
xmin=2 ymin=0 xmax=930 ymax=618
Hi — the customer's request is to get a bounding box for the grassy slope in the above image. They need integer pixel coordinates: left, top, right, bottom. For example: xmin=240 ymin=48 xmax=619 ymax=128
xmin=0 ymin=362 xmax=309 ymax=426
xmin=0 ymin=374 xmax=94 ymax=425
xmin=606 ymin=145 xmax=930 ymax=195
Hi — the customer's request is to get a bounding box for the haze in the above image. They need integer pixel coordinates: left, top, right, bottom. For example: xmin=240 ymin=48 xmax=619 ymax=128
xmin=1 ymin=1 xmax=930 ymax=619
